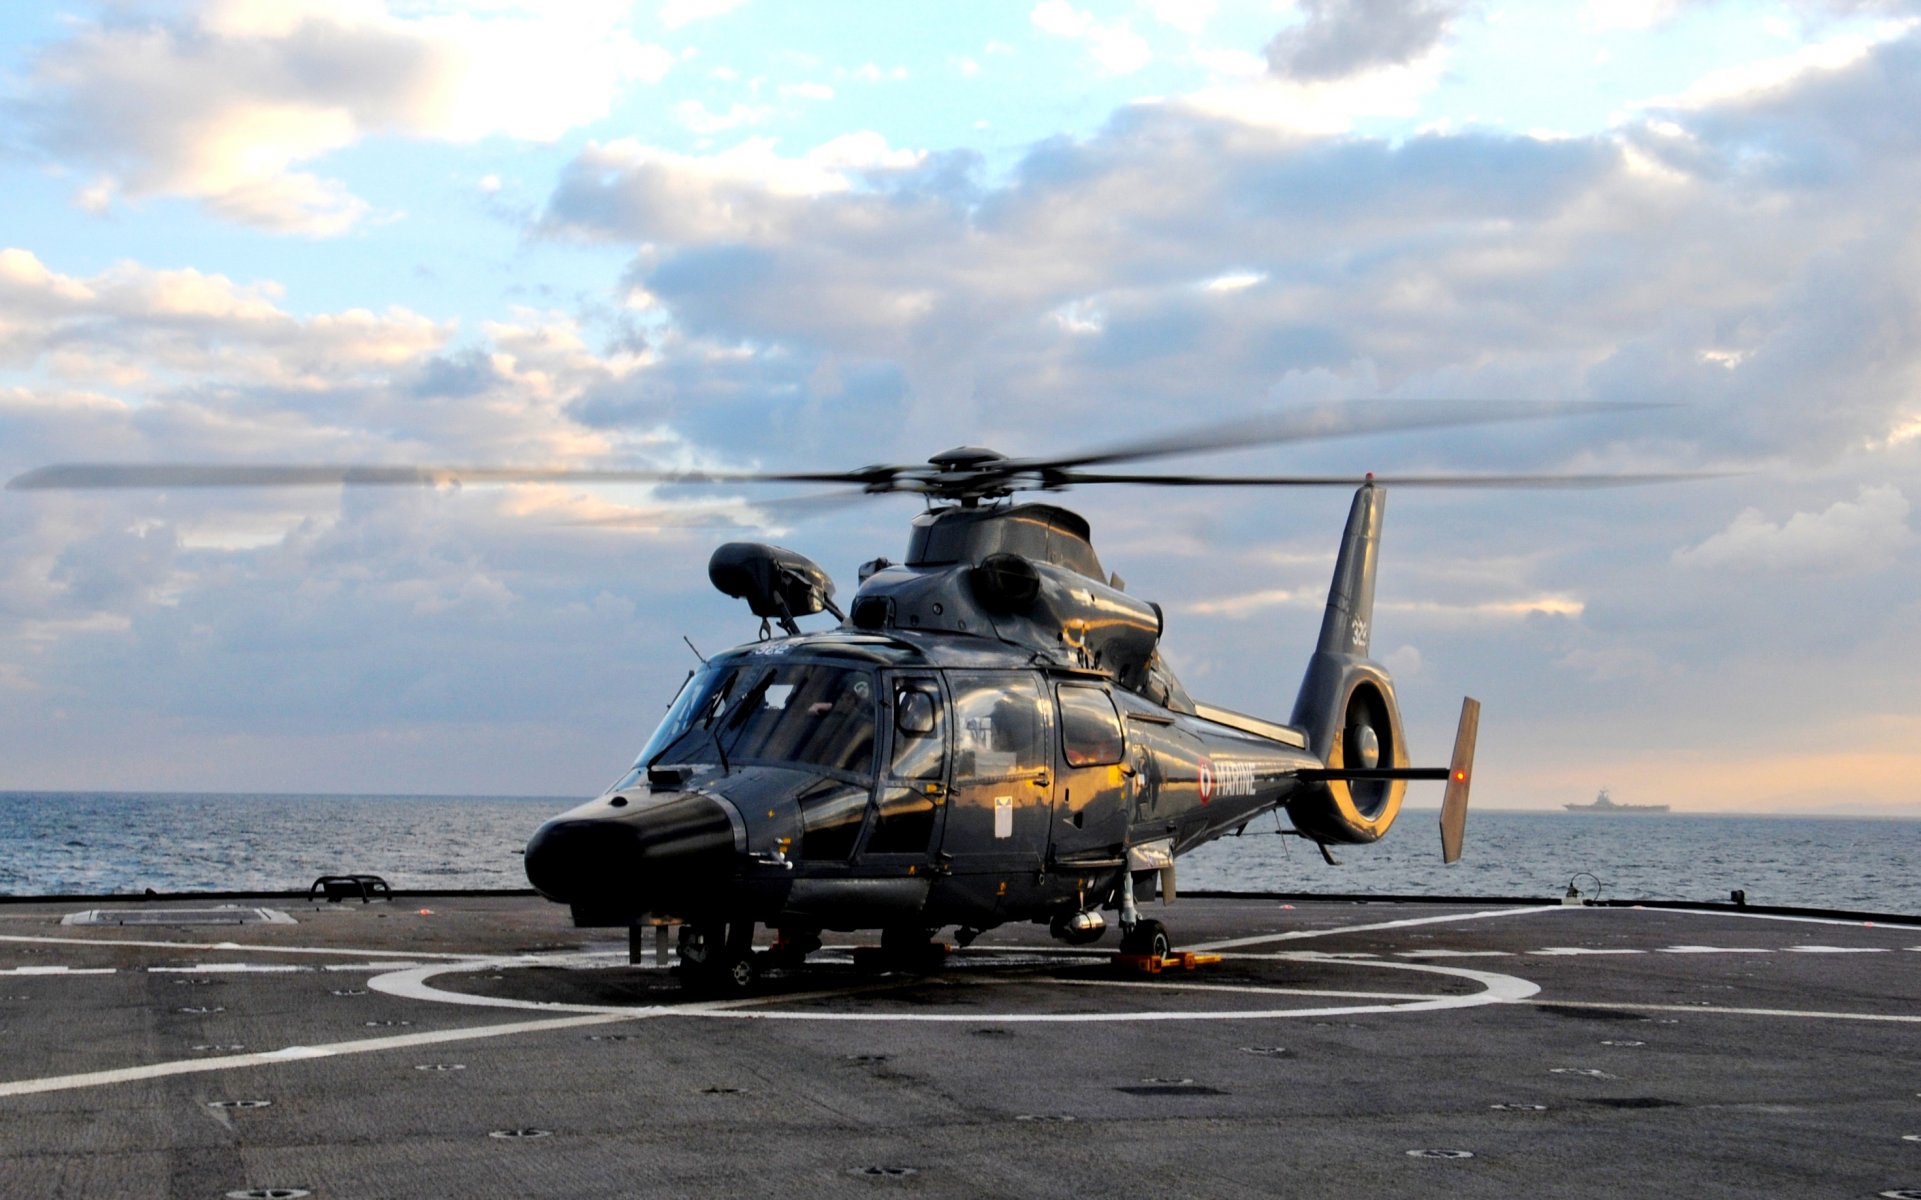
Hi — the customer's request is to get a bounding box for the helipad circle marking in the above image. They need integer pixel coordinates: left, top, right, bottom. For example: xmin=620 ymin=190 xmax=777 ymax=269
xmin=366 ymin=951 xmax=1541 ymax=1024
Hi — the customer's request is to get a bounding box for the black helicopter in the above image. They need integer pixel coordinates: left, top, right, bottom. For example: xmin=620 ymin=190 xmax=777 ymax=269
xmin=10 ymin=404 xmax=1674 ymax=992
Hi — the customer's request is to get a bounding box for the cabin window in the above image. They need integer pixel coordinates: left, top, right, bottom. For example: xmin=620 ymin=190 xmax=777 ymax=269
xmin=948 ymin=672 xmax=1046 ymax=780
xmin=1058 ymin=684 xmax=1125 ymax=767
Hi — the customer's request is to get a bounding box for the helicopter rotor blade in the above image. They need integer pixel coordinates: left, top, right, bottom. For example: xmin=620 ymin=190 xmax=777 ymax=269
xmin=5 ymin=401 xmax=1688 ymax=501
xmin=5 ymin=463 xmax=898 ymax=491
xmin=1055 ymin=469 xmax=1720 ymax=488
xmin=561 ymin=488 xmax=881 ymax=528
xmin=999 ymin=400 xmax=1670 ymax=475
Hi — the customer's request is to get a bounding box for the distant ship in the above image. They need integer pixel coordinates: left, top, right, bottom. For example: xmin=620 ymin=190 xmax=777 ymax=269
xmin=1565 ymin=787 xmax=1669 ymax=813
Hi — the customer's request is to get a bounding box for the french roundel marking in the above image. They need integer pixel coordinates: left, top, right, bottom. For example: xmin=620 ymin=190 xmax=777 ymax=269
xmin=1197 ymin=759 xmax=1214 ymax=804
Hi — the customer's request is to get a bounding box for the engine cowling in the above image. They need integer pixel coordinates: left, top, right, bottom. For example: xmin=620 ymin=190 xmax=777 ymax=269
xmin=1285 ymin=668 xmax=1408 ymax=844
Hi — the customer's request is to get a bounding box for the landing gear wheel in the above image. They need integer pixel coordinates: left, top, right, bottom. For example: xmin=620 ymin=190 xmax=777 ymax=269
xmin=679 ymin=921 xmax=760 ymax=994
xmin=1119 ymin=918 xmax=1170 ymax=959
xmin=707 ymin=949 xmax=759 ymax=995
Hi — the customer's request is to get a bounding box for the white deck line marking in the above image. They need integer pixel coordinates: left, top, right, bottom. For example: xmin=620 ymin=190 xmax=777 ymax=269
xmin=371 ymin=954 xmax=1538 ymax=1024
xmin=0 ymin=966 xmax=116 ymax=976
xmin=148 ymin=964 xmax=308 ymax=974
xmin=710 ymin=961 xmax=1541 ymax=1023
xmin=0 ymin=933 xmax=474 ymax=960
xmin=1636 ymin=908 xmax=1918 ymax=930
xmin=1057 ymin=978 xmax=1429 ymax=1001
xmin=1529 ymin=948 xmax=1647 ymax=956
xmin=1525 ymin=999 xmax=1921 ymax=1024
xmin=1781 ymin=945 xmax=1890 ymax=954
xmin=1395 ymin=949 xmax=1513 ymax=958
xmin=0 ymin=1011 xmax=646 ymax=1099
xmin=1659 ymin=945 xmax=1768 ymax=954
xmin=1187 ymin=905 xmax=1563 ymax=952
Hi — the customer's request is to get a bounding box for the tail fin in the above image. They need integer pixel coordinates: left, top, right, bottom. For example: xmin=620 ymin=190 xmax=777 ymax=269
xmin=1290 ymin=483 xmax=1393 ymax=754
xmin=1315 ymin=482 xmax=1383 ymax=661
xmin=1286 ymin=484 xmax=1409 ymax=843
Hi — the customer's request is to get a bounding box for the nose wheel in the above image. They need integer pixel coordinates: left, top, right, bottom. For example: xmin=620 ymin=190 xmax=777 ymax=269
xmin=677 ymin=921 xmax=760 ymax=995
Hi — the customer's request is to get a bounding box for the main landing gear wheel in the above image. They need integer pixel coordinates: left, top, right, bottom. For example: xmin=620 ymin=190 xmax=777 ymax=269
xmin=1119 ymin=918 xmax=1170 ymax=959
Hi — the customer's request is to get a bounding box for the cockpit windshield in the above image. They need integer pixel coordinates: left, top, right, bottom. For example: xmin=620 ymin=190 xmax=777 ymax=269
xmin=637 ymin=661 xmax=877 ymax=782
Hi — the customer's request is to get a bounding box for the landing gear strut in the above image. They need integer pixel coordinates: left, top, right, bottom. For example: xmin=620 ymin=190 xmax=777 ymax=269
xmin=1117 ymin=870 xmax=1171 ymax=958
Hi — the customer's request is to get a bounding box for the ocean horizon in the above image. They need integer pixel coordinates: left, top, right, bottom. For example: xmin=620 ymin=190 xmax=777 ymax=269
xmin=3 ymin=790 xmax=1917 ymax=915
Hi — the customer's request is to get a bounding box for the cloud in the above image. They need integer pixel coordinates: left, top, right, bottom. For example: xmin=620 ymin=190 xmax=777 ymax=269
xmin=1675 ymin=484 xmax=1913 ymax=573
xmin=18 ymin=1 xmax=673 ymax=235
xmin=1584 ymin=0 xmax=1921 ymax=32
xmin=1142 ymin=0 xmax=1218 ymax=34
xmin=1030 ymin=0 xmax=1154 ymax=74
xmin=0 ymin=247 xmax=447 ymax=391
xmin=658 ymin=0 xmax=748 ymax=29
xmin=1264 ymin=0 xmax=1472 ymax=82
xmin=529 ymin=26 xmax=1921 ymax=477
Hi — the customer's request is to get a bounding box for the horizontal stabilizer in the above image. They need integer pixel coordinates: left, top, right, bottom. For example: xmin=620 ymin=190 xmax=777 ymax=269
xmin=1439 ymin=697 xmax=1480 ymax=864
xmin=1296 ymin=767 xmax=1449 ymax=783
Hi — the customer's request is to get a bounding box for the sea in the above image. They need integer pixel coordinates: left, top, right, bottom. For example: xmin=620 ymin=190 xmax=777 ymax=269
xmin=1 ymin=792 xmax=1917 ymax=915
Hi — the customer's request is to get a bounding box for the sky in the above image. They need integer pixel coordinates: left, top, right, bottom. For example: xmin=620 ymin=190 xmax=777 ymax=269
xmin=3 ymin=0 xmax=1921 ymax=816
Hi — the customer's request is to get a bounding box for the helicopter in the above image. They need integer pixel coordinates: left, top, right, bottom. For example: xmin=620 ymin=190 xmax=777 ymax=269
xmin=9 ymin=403 xmax=1677 ymax=993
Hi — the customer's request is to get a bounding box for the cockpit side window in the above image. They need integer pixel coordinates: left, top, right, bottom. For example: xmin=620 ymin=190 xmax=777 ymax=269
xmin=890 ymin=684 xmax=944 ymax=781
xmin=1058 ymin=683 xmax=1125 ymax=767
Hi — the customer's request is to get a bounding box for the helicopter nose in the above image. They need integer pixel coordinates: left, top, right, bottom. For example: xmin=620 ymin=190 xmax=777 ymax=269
xmin=524 ymin=793 xmax=740 ymax=916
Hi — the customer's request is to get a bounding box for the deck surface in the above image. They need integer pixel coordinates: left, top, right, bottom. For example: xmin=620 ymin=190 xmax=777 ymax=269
xmin=2 ymin=893 xmax=1918 ymax=1198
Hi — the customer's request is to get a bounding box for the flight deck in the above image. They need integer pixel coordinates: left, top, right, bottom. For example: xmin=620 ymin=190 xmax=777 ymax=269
xmin=1 ymin=893 xmax=1917 ymax=1198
